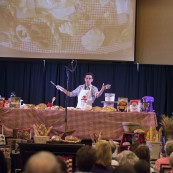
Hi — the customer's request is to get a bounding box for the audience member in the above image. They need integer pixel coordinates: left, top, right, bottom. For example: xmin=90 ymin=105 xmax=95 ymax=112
xmin=0 ymin=150 xmax=8 ymax=173
xmin=134 ymin=144 xmax=155 ymax=172
xmin=134 ymin=144 xmax=150 ymax=163
xmin=108 ymin=140 xmax=119 ymax=167
xmin=75 ymin=145 xmax=96 ymax=173
xmin=155 ymin=140 xmax=173 ymax=173
xmin=170 ymin=152 xmax=173 ymax=168
xmin=56 ymin=156 xmax=68 ymax=173
xmin=167 ymin=152 xmax=173 ymax=173
xmin=112 ymin=165 xmax=136 ymax=173
xmin=116 ymin=150 xmax=139 ymax=167
xmin=108 ymin=140 xmax=116 ymax=154
xmin=24 ymin=151 xmax=60 ymax=173
xmin=92 ymin=140 xmax=113 ymax=173
xmin=134 ymin=159 xmax=150 ymax=173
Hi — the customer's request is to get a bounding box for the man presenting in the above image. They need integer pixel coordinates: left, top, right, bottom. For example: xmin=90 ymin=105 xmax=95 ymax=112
xmin=56 ymin=72 xmax=111 ymax=109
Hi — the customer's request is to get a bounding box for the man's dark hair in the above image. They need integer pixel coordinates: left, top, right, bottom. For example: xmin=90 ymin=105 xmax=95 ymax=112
xmin=85 ymin=72 xmax=94 ymax=79
xmin=76 ymin=145 xmax=96 ymax=172
xmin=134 ymin=160 xmax=150 ymax=173
xmin=134 ymin=144 xmax=150 ymax=163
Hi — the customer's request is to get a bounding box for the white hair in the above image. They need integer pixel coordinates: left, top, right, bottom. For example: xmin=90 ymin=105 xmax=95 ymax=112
xmin=24 ymin=151 xmax=60 ymax=173
xmin=116 ymin=150 xmax=139 ymax=166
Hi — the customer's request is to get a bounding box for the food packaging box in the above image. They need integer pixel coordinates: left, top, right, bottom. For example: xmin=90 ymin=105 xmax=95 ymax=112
xmin=117 ymin=97 xmax=128 ymax=112
xmin=105 ymin=93 xmax=115 ymax=102
xmin=22 ymin=128 xmax=31 ymax=140
xmin=10 ymin=97 xmax=20 ymax=108
xmin=130 ymin=100 xmax=141 ymax=112
xmin=0 ymin=99 xmax=5 ymax=108
xmin=4 ymin=100 xmax=10 ymax=108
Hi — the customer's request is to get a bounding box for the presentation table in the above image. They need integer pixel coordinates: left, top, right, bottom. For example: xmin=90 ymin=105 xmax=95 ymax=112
xmin=0 ymin=108 xmax=157 ymax=140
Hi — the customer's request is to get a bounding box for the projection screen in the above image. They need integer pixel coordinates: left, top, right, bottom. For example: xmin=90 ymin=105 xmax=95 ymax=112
xmin=0 ymin=0 xmax=136 ymax=61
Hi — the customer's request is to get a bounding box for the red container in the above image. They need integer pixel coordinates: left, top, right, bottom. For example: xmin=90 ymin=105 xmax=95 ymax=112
xmin=47 ymin=103 xmax=53 ymax=107
xmin=4 ymin=100 xmax=10 ymax=108
xmin=0 ymin=99 xmax=4 ymax=108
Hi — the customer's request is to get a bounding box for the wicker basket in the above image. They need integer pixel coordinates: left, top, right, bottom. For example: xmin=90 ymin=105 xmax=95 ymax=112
xmin=34 ymin=136 xmax=49 ymax=144
xmin=122 ymin=122 xmax=140 ymax=132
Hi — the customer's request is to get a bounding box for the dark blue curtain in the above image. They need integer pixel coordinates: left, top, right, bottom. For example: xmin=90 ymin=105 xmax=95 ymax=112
xmin=0 ymin=59 xmax=173 ymax=126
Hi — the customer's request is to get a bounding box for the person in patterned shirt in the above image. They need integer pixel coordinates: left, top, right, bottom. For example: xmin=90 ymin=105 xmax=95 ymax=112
xmin=56 ymin=72 xmax=111 ymax=109
xmin=155 ymin=140 xmax=173 ymax=173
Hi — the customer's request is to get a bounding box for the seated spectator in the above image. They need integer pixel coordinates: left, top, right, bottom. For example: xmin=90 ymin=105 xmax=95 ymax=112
xmin=134 ymin=144 xmax=150 ymax=163
xmin=92 ymin=140 xmax=113 ymax=173
xmin=155 ymin=140 xmax=173 ymax=173
xmin=134 ymin=144 xmax=155 ymax=172
xmin=167 ymin=152 xmax=173 ymax=173
xmin=134 ymin=159 xmax=150 ymax=173
xmin=75 ymin=145 xmax=96 ymax=173
xmin=112 ymin=165 xmax=136 ymax=173
xmin=108 ymin=140 xmax=119 ymax=167
xmin=24 ymin=151 xmax=60 ymax=173
xmin=0 ymin=150 xmax=8 ymax=173
xmin=56 ymin=156 xmax=68 ymax=173
xmin=116 ymin=150 xmax=139 ymax=167
xmin=108 ymin=140 xmax=116 ymax=154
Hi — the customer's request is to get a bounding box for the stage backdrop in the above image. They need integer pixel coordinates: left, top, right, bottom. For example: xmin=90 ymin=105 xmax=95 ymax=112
xmin=0 ymin=59 xmax=173 ymax=125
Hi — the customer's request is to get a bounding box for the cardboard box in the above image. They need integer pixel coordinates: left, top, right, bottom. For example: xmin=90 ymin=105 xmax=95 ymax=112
xmin=130 ymin=100 xmax=141 ymax=112
xmin=0 ymin=99 xmax=4 ymax=108
xmin=117 ymin=97 xmax=128 ymax=112
xmin=10 ymin=97 xmax=20 ymax=108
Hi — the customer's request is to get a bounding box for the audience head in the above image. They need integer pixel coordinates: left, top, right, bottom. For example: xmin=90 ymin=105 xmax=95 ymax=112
xmin=169 ymin=152 xmax=173 ymax=167
xmin=164 ymin=140 xmax=173 ymax=156
xmin=24 ymin=151 xmax=60 ymax=173
xmin=0 ymin=150 xmax=8 ymax=173
xmin=95 ymin=140 xmax=112 ymax=167
xmin=112 ymin=165 xmax=136 ymax=173
xmin=134 ymin=144 xmax=150 ymax=163
xmin=76 ymin=145 xmax=96 ymax=172
xmin=56 ymin=156 xmax=68 ymax=173
xmin=116 ymin=150 xmax=139 ymax=167
xmin=85 ymin=72 xmax=94 ymax=79
xmin=108 ymin=140 xmax=116 ymax=154
xmin=134 ymin=159 xmax=150 ymax=173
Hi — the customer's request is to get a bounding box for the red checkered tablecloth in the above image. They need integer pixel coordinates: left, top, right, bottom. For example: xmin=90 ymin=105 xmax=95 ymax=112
xmin=0 ymin=108 xmax=157 ymax=140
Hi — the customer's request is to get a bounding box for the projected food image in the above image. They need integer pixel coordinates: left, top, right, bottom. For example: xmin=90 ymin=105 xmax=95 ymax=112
xmin=0 ymin=0 xmax=135 ymax=56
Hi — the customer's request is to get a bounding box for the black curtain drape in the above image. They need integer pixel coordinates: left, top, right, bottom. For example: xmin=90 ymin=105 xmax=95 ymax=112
xmin=0 ymin=59 xmax=173 ymax=126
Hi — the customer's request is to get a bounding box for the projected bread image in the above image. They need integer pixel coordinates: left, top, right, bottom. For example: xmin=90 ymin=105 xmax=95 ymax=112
xmin=0 ymin=0 xmax=134 ymax=54
xmin=0 ymin=6 xmax=16 ymax=43
xmin=81 ymin=28 xmax=105 ymax=51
